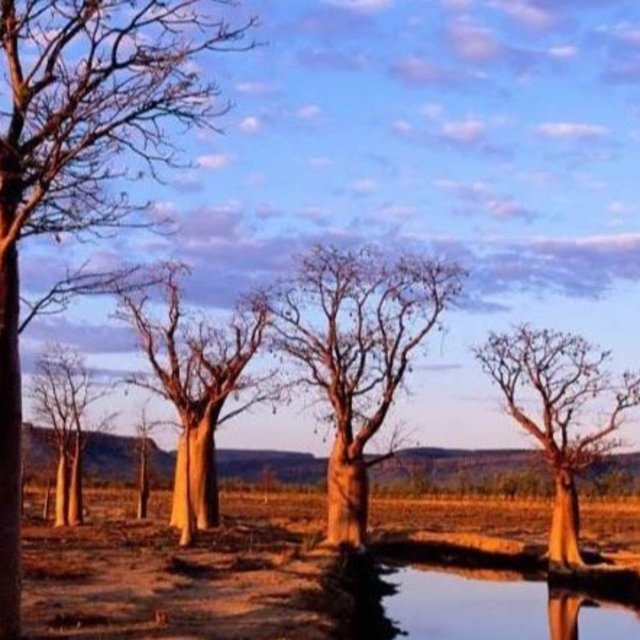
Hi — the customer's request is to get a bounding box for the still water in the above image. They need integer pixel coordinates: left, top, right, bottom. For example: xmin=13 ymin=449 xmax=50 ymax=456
xmin=383 ymin=567 xmax=640 ymax=639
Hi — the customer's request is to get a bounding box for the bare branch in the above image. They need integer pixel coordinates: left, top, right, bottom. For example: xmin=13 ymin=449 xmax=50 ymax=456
xmin=270 ymin=244 xmax=465 ymax=460
xmin=473 ymin=325 xmax=640 ymax=473
xmin=28 ymin=342 xmax=112 ymax=451
xmin=0 ymin=0 xmax=259 ymax=252
xmin=116 ymin=263 xmax=272 ymax=432
xmin=19 ymin=261 xmax=162 ymax=333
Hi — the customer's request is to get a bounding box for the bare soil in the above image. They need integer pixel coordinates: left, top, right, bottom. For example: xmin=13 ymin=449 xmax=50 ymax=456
xmin=21 ymin=488 xmax=640 ymax=638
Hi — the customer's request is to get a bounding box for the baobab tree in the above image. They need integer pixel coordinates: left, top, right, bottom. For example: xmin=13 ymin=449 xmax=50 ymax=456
xmin=474 ymin=326 xmax=640 ymax=571
xmin=117 ymin=264 xmax=270 ymax=545
xmin=0 ymin=2 xmax=256 ymax=632
xmin=134 ymin=406 xmax=162 ymax=521
xmin=270 ymin=245 xmax=464 ymax=547
xmin=29 ymin=343 xmax=114 ymax=527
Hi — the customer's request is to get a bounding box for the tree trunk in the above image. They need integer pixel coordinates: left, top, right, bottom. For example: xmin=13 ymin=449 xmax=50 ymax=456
xmin=54 ymin=450 xmax=70 ymax=528
xmin=68 ymin=437 xmax=83 ymax=526
xmin=170 ymin=416 xmax=218 ymax=530
xmin=20 ymin=456 xmax=26 ymax=516
xmin=0 ymin=241 xmax=22 ymax=638
xmin=548 ymin=591 xmax=582 ymax=640
xmin=326 ymin=438 xmax=368 ymax=548
xmin=137 ymin=444 xmax=149 ymax=520
xmin=549 ymin=469 xmax=583 ymax=570
xmin=179 ymin=423 xmax=193 ymax=547
xmin=42 ymin=479 xmax=51 ymax=522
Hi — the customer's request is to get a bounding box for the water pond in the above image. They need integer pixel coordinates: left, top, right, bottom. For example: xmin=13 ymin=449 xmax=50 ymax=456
xmin=383 ymin=566 xmax=640 ymax=639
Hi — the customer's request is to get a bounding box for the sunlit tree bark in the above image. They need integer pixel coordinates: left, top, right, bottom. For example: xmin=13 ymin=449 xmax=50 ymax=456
xmin=68 ymin=433 xmax=84 ymax=526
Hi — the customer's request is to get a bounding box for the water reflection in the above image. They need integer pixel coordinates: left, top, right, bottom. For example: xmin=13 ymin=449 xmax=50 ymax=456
xmin=383 ymin=565 xmax=640 ymax=639
xmin=548 ymin=591 xmax=582 ymax=640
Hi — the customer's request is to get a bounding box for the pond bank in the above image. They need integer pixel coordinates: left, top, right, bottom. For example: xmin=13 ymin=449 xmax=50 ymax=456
xmin=370 ymin=530 xmax=640 ymax=610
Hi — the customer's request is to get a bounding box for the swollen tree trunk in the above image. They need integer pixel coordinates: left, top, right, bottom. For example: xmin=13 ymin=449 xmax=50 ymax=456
xmin=0 ymin=242 xmax=22 ymax=638
xmin=549 ymin=469 xmax=583 ymax=571
xmin=137 ymin=443 xmax=149 ymax=520
xmin=68 ymin=437 xmax=83 ymax=526
xmin=179 ymin=424 xmax=193 ymax=547
xmin=548 ymin=591 xmax=582 ymax=640
xmin=326 ymin=437 xmax=368 ymax=548
xmin=170 ymin=415 xmax=218 ymax=530
xmin=54 ymin=450 xmax=70 ymax=528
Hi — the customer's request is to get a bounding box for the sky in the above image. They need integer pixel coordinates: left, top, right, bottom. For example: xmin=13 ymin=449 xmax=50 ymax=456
xmin=19 ymin=0 xmax=640 ymax=456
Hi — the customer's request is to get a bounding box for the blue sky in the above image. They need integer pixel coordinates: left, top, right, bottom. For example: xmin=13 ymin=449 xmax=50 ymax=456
xmin=21 ymin=0 xmax=640 ymax=455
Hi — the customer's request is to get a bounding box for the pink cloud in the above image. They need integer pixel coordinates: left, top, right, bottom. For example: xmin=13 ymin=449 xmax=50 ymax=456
xmin=390 ymin=56 xmax=445 ymax=85
xmin=449 ymin=22 xmax=501 ymax=62
xmin=323 ymin=0 xmax=393 ymax=12
xmin=536 ymin=122 xmax=609 ymax=140
xmin=441 ymin=119 xmax=486 ymax=143
xmin=489 ymin=0 xmax=556 ymax=31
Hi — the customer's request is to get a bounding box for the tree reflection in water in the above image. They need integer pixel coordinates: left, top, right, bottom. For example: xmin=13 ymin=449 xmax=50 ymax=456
xmin=548 ymin=590 xmax=584 ymax=640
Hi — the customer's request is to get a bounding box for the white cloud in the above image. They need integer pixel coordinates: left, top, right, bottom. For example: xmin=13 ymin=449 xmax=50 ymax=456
xmin=536 ymin=122 xmax=609 ymax=140
xmin=350 ymin=178 xmax=378 ymax=196
xmin=391 ymin=119 xmax=414 ymax=136
xmin=548 ymin=45 xmax=578 ymax=60
xmin=296 ymin=104 xmax=322 ymax=120
xmin=197 ymin=154 xmax=233 ymax=170
xmin=235 ymin=81 xmax=274 ymax=96
xmin=239 ymin=116 xmax=262 ymax=134
xmin=421 ymin=103 xmax=444 ymax=120
xmin=323 ymin=0 xmax=393 ymax=13
xmin=441 ymin=118 xmax=486 ymax=143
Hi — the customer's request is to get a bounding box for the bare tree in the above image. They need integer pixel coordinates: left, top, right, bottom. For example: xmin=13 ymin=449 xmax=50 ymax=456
xmin=270 ymin=245 xmax=464 ymax=547
xmin=29 ymin=343 xmax=113 ymax=526
xmin=0 ymin=2 xmax=256 ymax=631
xmin=134 ymin=406 xmax=163 ymax=520
xmin=117 ymin=264 xmax=271 ymax=545
xmin=474 ymin=325 xmax=640 ymax=570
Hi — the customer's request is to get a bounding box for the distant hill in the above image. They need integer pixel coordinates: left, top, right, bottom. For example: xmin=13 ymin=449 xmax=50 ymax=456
xmin=22 ymin=424 xmax=319 ymax=487
xmin=22 ymin=424 xmax=640 ymax=491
